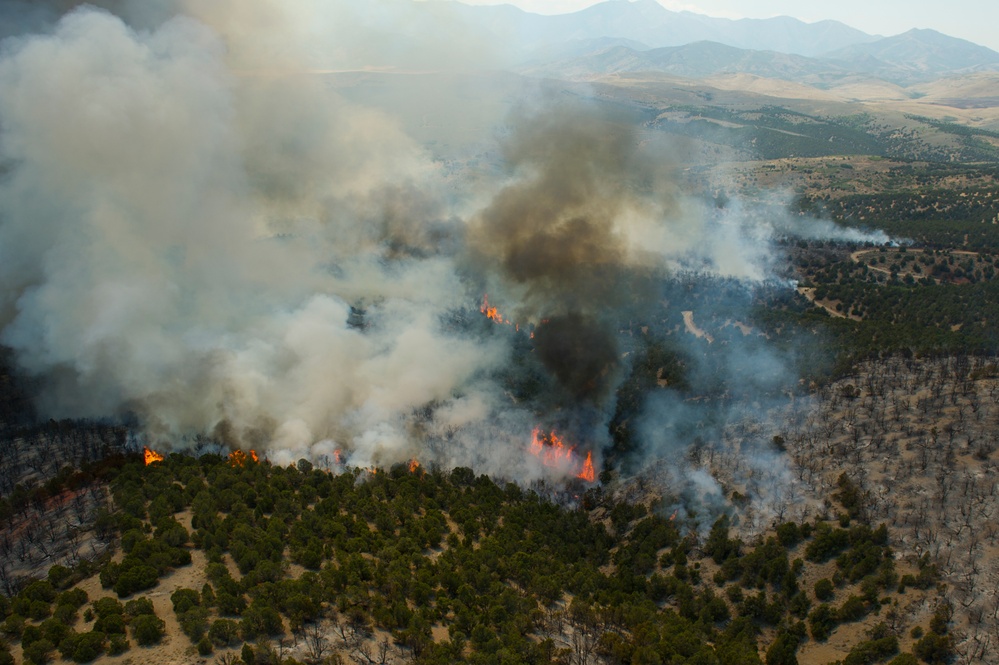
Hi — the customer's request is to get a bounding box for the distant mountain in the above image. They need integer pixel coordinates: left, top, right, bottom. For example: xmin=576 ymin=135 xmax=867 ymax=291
xmin=439 ymin=0 xmax=879 ymax=58
xmin=522 ymin=41 xmax=851 ymax=83
xmin=518 ymin=30 xmax=999 ymax=87
xmin=664 ymin=13 xmax=879 ymax=57
xmin=280 ymin=1 xmax=999 ymax=88
xmin=822 ymin=29 xmax=999 ymax=82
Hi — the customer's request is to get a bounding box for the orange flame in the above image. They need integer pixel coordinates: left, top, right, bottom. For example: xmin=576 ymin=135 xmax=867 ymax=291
xmin=480 ymin=294 xmax=504 ymax=323
xmin=228 ymin=449 xmax=258 ymax=467
xmin=408 ymin=459 xmax=420 ymax=473
xmin=143 ymin=447 xmax=165 ymax=466
xmin=529 ymin=429 xmax=596 ymax=482
xmin=533 ymin=429 xmax=572 ymax=465
xmin=480 ymin=294 xmax=520 ymax=326
xmin=333 ymin=449 xmax=343 ymax=466
xmin=577 ymin=451 xmax=595 ymax=482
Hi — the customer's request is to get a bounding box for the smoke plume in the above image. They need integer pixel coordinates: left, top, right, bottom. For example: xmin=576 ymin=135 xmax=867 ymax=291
xmin=0 ymin=1 xmax=885 ymax=498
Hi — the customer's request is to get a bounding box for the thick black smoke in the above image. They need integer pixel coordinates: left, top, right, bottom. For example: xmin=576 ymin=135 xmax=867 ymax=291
xmin=466 ymin=102 xmax=679 ymax=405
xmin=468 ymin=102 xmax=672 ymax=313
xmin=0 ymin=1 xmax=889 ymax=494
xmin=531 ymin=313 xmax=620 ymax=404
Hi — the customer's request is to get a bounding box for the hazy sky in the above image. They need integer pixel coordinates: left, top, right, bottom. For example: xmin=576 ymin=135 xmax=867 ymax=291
xmin=438 ymin=0 xmax=999 ymax=52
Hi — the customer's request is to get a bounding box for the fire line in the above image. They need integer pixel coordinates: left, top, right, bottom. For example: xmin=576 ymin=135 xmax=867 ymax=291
xmin=143 ymin=447 xmax=164 ymax=465
xmin=529 ymin=428 xmax=597 ymax=482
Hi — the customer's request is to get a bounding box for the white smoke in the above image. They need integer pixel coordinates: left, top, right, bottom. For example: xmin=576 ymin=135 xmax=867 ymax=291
xmin=0 ymin=1 xmax=884 ymax=481
xmin=0 ymin=6 xmax=504 ymax=468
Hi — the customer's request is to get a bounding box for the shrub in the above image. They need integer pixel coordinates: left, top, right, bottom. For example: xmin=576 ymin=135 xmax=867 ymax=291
xmin=838 ymin=595 xmax=868 ymax=623
xmin=929 ymin=604 xmax=951 ymax=635
xmin=39 ymin=618 xmax=70 ymax=646
xmin=70 ymin=631 xmax=107 ymax=663
xmin=28 ymin=600 xmax=52 ymax=621
xmin=886 ymin=654 xmax=918 ymax=665
xmin=776 ymin=522 xmax=802 ymax=548
xmin=22 ymin=637 xmax=55 ymax=665
xmin=209 ymin=619 xmax=241 ymax=647
xmin=53 ymin=604 xmax=78 ymax=625
xmin=913 ymin=632 xmax=953 ymax=664
xmin=178 ymin=607 xmax=210 ymax=642
xmin=814 ymin=578 xmax=834 ymax=601
xmin=131 ymin=614 xmax=165 ymax=646
xmin=94 ymin=611 xmax=127 ymax=636
xmin=805 ymin=523 xmax=850 ymax=563
xmin=91 ymin=598 xmax=123 ymax=619
xmin=171 ymin=588 xmax=201 ymax=614
xmin=22 ymin=581 xmax=57 ymax=604
xmin=765 ymin=630 xmax=800 ymax=665
xmin=843 ymin=636 xmax=898 ymax=665
xmin=47 ymin=566 xmax=72 ymax=589
xmin=1 ymin=615 xmax=24 ymax=639
xmin=107 ymin=633 xmax=129 ymax=656
xmin=124 ymin=597 xmax=155 ymax=618
xmin=809 ymin=603 xmax=837 ymax=642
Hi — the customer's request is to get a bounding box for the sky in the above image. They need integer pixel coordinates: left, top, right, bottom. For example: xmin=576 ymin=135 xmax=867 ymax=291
xmin=437 ymin=0 xmax=999 ymax=52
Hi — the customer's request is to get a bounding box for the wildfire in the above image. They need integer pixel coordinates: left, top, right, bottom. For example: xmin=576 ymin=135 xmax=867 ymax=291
xmin=480 ymin=294 xmax=512 ymax=325
xmin=408 ymin=459 xmax=421 ymax=473
xmin=143 ymin=447 xmax=164 ymax=466
xmin=228 ymin=449 xmax=258 ymax=467
xmin=577 ymin=451 xmax=595 ymax=482
xmin=529 ymin=428 xmax=597 ymax=482
xmin=530 ymin=428 xmax=572 ymax=465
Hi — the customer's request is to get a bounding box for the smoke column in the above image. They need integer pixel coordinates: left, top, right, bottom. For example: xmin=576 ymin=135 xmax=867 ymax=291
xmin=0 ymin=3 xmax=502 ymax=469
xmin=0 ymin=1 xmax=886 ymax=488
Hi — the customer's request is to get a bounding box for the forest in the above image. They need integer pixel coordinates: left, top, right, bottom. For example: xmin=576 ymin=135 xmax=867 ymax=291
xmin=3 ymin=68 xmax=999 ymax=665
xmin=0 ymin=451 xmax=947 ymax=665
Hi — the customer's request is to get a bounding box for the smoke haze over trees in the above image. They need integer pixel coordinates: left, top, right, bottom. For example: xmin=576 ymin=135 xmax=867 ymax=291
xmin=0 ymin=1 xmax=885 ymax=491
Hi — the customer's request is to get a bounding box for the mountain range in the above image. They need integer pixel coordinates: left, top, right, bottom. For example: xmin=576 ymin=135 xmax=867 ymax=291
xmin=442 ymin=0 xmax=878 ymax=57
xmin=427 ymin=0 xmax=999 ymax=85
xmin=520 ymin=28 xmax=999 ymax=86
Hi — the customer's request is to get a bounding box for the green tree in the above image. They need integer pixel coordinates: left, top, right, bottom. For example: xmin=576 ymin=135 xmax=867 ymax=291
xmin=22 ymin=638 xmax=55 ymax=665
xmin=131 ymin=614 xmax=165 ymax=646
xmin=124 ymin=597 xmax=155 ymax=617
xmin=913 ymin=632 xmax=953 ymax=664
xmin=70 ymin=631 xmax=107 ymax=663
xmin=765 ymin=631 xmax=800 ymax=665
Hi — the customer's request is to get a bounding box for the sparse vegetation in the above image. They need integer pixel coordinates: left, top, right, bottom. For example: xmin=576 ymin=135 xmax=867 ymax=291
xmin=4 ymin=37 xmax=999 ymax=665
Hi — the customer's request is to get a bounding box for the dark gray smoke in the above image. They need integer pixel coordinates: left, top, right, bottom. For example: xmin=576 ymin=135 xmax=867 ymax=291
xmin=532 ymin=313 xmax=620 ymax=404
xmin=0 ymin=0 xmax=887 ymax=492
xmin=468 ymin=102 xmax=672 ymax=315
xmin=465 ymin=102 xmax=676 ymax=405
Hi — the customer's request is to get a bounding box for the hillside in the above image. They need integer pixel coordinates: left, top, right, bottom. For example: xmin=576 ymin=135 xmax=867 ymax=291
xmin=521 ymin=32 xmax=999 ymax=88
xmin=442 ymin=0 xmax=878 ymax=58
xmin=0 ymin=447 xmax=951 ymax=665
xmin=5 ymin=3 xmax=999 ymax=665
xmin=824 ymin=29 xmax=999 ymax=82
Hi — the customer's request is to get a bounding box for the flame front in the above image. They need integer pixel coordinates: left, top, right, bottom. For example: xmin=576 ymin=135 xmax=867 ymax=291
xmin=529 ymin=428 xmax=596 ymax=482
xmin=408 ymin=459 xmax=421 ymax=473
xmin=530 ymin=428 xmax=572 ymax=466
xmin=577 ymin=451 xmax=595 ymax=482
xmin=480 ymin=294 xmax=506 ymax=323
xmin=481 ymin=293 xmax=519 ymax=326
xmin=143 ymin=447 xmax=164 ymax=465
xmin=228 ymin=449 xmax=258 ymax=467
